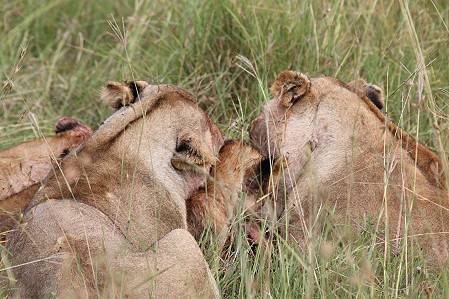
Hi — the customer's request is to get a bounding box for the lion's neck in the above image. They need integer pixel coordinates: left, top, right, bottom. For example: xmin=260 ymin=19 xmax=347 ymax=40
xmin=300 ymin=130 xmax=443 ymax=204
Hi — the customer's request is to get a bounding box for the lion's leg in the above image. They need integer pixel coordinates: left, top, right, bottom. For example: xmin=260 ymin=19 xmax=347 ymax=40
xmin=109 ymin=229 xmax=220 ymax=299
xmin=8 ymin=201 xmax=219 ymax=298
xmin=6 ymin=200 xmax=127 ymax=298
xmin=56 ymin=230 xmax=221 ymax=299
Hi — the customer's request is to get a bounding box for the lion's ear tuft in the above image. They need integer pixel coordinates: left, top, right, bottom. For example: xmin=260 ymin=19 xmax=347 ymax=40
xmin=271 ymin=70 xmax=311 ymax=108
xmin=101 ymin=80 xmax=149 ymax=110
xmin=348 ymin=79 xmax=384 ymax=110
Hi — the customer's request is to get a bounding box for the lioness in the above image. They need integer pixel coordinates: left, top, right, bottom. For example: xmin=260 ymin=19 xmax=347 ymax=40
xmin=0 ymin=117 xmax=92 ymax=231
xmin=7 ymin=81 xmax=224 ymax=298
xmin=251 ymin=70 xmax=449 ymax=265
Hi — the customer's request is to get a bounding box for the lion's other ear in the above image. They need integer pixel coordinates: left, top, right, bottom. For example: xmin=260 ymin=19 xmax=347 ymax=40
xmin=348 ymin=79 xmax=384 ymax=110
xmin=364 ymin=84 xmax=384 ymax=110
xmin=271 ymin=70 xmax=311 ymax=108
xmin=101 ymin=80 xmax=149 ymax=110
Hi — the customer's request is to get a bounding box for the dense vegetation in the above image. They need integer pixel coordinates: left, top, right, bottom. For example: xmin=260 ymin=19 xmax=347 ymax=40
xmin=1 ymin=1 xmax=448 ymax=297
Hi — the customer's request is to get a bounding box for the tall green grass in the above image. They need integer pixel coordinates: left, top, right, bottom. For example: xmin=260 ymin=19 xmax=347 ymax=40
xmin=1 ymin=0 xmax=449 ymax=297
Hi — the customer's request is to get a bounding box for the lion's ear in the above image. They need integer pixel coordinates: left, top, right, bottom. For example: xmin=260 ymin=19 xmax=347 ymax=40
xmin=101 ymin=80 xmax=149 ymax=110
xmin=271 ymin=70 xmax=311 ymax=108
xmin=348 ymin=79 xmax=384 ymax=110
xmin=171 ymin=132 xmax=217 ymax=174
xmin=55 ymin=117 xmax=83 ymax=134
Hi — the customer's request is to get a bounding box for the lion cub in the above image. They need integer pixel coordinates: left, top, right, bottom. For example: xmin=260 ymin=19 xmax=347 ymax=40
xmin=188 ymin=140 xmax=262 ymax=241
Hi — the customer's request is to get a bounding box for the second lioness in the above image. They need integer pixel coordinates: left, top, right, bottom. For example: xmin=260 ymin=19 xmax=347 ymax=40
xmin=0 ymin=117 xmax=92 ymax=231
xmin=251 ymin=70 xmax=449 ymax=266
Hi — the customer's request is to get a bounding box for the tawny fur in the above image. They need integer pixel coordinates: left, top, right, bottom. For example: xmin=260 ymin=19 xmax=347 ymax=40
xmin=0 ymin=117 xmax=92 ymax=231
xmin=6 ymin=82 xmax=223 ymax=298
xmin=251 ymin=70 xmax=449 ymax=266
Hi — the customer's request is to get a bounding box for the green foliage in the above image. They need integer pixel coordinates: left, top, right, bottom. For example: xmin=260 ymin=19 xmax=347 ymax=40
xmin=1 ymin=0 xmax=448 ymax=297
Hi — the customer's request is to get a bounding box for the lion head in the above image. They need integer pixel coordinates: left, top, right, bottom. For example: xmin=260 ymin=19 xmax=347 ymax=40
xmin=251 ymin=70 xmax=443 ymax=192
xmin=187 ymin=140 xmax=262 ymax=241
xmin=250 ymin=70 xmax=449 ymax=265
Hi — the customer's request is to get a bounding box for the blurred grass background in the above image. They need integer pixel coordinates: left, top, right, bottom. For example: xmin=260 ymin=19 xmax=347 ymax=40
xmin=1 ymin=0 xmax=449 ymax=297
